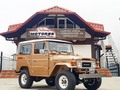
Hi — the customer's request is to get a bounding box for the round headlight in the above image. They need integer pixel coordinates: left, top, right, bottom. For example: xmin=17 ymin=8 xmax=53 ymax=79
xmin=77 ymin=61 xmax=82 ymax=68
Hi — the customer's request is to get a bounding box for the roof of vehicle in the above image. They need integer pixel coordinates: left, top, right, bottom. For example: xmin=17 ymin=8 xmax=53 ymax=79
xmin=19 ymin=39 xmax=71 ymax=44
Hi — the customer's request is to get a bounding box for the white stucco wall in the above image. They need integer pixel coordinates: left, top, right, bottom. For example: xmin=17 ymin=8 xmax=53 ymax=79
xmin=73 ymin=45 xmax=92 ymax=58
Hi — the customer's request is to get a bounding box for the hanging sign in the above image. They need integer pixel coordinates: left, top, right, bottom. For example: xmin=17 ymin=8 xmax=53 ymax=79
xmin=28 ymin=27 xmax=56 ymax=38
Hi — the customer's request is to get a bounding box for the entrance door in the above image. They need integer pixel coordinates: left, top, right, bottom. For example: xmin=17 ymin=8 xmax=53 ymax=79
xmin=58 ymin=18 xmax=66 ymax=28
xmin=32 ymin=42 xmax=49 ymax=76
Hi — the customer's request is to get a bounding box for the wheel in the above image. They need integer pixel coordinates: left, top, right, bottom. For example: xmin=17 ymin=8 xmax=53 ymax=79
xmin=55 ymin=70 xmax=76 ymax=90
xmin=46 ymin=77 xmax=55 ymax=86
xmin=83 ymin=78 xmax=102 ymax=90
xmin=19 ymin=70 xmax=33 ymax=88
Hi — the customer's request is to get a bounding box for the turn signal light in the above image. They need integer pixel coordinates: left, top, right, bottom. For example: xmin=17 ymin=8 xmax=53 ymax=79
xmin=71 ymin=61 xmax=76 ymax=66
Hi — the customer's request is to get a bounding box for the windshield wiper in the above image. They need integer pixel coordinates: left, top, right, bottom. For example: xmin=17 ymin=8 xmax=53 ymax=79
xmin=61 ymin=51 xmax=72 ymax=55
xmin=61 ymin=51 xmax=68 ymax=53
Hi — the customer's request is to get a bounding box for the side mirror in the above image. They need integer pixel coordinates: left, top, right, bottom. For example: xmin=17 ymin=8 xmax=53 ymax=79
xmin=39 ymin=49 xmax=47 ymax=54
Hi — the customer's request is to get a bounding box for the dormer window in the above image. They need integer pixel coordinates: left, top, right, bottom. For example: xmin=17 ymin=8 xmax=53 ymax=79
xmin=67 ymin=19 xmax=74 ymax=28
xmin=58 ymin=18 xmax=65 ymax=28
xmin=38 ymin=18 xmax=55 ymax=28
xmin=57 ymin=18 xmax=74 ymax=29
xmin=46 ymin=18 xmax=55 ymax=28
xmin=38 ymin=17 xmax=75 ymax=29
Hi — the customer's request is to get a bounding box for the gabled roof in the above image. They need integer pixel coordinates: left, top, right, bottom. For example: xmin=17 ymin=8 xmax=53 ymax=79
xmin=40 ymin=6 xmax=73 ymax=13
xmin=0 ymin=6 xmax=110 ymax=38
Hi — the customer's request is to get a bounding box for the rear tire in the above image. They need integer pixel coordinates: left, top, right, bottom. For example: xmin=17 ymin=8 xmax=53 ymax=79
xmin=46 ymin=77 xmax=55 ymax=86
xmin=55 ymin=70 xmax=76 ymax=90
xmin=19 ymin=70 xmax=33 ymax=88
xmin=83 ymin=78 xmax=102 ymax=90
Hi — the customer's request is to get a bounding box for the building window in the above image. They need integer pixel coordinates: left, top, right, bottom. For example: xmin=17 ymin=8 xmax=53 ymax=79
xmin=20 ymin=44 xmax=32 ymax=55
xmin=38 ymin=17 xmax=78 ymax=29
xmin=38 ymin=20 xmax=45 ymax=26
xmin=38 ymin=18 xmax=55 ymax=28
xmin=58 ymin=18 xmax=74 ymax=29
xmin=34 ymin=42 xmax=46 ymax=54
xmin=58 ymin=19 xmax=65 ymax=28
xmin=67 ymin=19 xmax=74 ymax=28
xmin=46 ymin=18 xmax=55 ymax=28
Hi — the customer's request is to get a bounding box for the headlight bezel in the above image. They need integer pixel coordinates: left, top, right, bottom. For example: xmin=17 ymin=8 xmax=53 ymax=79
xmin=77 ymin=61 xmax=82 ymax=68
xmin=92 ymin=62 xmax=96 ymax=68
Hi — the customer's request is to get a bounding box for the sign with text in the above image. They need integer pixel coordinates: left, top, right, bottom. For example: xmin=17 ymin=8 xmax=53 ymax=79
xmin=55 ymin=28 xmax=85 ymax=39
xmin=27 ymin=27 xmax=86 ymax=40
xmin=28 ymin=27 xmax=56 ymax=38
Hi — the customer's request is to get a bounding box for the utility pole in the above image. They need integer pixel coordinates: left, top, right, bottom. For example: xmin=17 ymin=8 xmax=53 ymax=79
xmin=0 ymin=52 xmax=3 ymax=71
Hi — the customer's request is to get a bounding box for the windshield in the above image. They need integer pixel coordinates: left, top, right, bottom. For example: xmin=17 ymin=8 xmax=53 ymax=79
xmin=48 ymin=41 xmax=73 ymax=53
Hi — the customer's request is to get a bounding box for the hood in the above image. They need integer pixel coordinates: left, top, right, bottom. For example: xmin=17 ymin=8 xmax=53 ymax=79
xmin=50 ymin=54 xmax=82 ymax=61
xmin=50 ymin=54 xmax=95 ymax=61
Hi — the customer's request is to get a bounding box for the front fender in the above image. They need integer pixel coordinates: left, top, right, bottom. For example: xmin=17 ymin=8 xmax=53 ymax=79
xmin=55 ymin=63 xmax=77 ymax=68
xmin=49 ymin=63 xmax=77 ymax=76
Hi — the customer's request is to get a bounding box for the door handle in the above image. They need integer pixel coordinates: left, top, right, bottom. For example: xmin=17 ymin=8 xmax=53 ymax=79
xmin=33 ymin=60 xmax=36 ymax=62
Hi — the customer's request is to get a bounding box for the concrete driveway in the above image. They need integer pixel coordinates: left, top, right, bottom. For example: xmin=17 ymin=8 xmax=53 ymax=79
xmin=0 ymin=77 xmax=120 ymax=90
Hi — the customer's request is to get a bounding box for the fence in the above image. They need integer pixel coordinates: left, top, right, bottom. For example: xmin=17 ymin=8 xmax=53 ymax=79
xmin=0 ymin=52 xmax=16 ymax=71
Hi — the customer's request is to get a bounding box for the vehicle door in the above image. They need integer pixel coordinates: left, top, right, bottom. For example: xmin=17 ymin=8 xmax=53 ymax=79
xmin=17 ymin=44 xmax=32 ymax=69
xmin=32 ymin=41 xmax=49 ymax=76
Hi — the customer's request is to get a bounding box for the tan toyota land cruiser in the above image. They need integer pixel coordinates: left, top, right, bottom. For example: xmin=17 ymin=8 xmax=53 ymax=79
xmin=16 ymin=39 xmax=108 ymax=90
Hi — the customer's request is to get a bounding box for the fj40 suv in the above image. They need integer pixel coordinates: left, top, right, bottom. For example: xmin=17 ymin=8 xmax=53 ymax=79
xmin=16 ymin=39 xmax=108 ymax=90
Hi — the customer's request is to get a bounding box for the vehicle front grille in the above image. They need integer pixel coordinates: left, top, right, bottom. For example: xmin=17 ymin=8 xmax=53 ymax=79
xmin=82 ymin=62 xmax=91 ymax=67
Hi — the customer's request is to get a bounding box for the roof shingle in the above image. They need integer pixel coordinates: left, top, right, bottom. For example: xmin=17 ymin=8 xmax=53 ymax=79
xmin=87 ymin=22 xmax=104 ymax=31
xmin=39 ymin=6 xmax=73 ymax=13
xmin=8 ymin=23 xmax=22 ymax=32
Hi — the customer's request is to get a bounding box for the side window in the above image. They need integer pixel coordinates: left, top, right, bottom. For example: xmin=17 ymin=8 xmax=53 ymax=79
xmin=34 ymin=42 xmax=46 ymax=54
xmin=20 ymin=44 xmax=32 ymax=55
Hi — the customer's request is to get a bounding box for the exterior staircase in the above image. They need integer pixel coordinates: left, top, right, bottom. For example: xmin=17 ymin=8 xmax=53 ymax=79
xmin=100 ymin=35 xmax=120 ymax=76
xmin=105 ymin=45 xmax=120 ymax=76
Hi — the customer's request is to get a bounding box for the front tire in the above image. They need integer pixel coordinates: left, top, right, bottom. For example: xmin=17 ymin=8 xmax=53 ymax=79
xmin=55 ymin=70 xmax=76 ymax=90
xmin=19 ymin=70 xmax=33 ymax=88
xmin=83 ymin=78 xmax=102 ymax=90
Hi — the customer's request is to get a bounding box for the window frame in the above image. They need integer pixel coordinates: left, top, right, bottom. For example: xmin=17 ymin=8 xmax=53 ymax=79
xmin=57 ymin=18 xmax=66 ymax=29
xmin=19 ymin=44 xmax=32 ymax=55
xmin=34 ymin=42 xmax=46 ymax=54
xmin=66 ymin=19 xmax=74 ymax=28
xmin=57 ymin=18 xmax=74 ymax=29
xmin=38 ymin=18 xmax=55 ymax=28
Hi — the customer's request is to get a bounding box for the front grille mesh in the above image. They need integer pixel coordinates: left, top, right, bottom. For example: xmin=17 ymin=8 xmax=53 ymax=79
xmin=82 ymin=62 xmax=91 ymax=67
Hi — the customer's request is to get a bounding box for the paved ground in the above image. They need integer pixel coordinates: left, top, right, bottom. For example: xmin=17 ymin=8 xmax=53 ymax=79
xmin=0 ymin=77 xmax=120 ymax=90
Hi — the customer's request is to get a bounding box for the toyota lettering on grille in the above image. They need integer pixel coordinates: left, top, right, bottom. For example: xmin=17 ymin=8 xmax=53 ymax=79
xmin=82 ymin=62 xmax=91 ymax=67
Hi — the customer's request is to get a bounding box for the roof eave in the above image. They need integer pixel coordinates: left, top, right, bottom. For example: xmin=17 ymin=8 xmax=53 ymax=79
xmin=37 ymin=11 xmax=75 ymax=15
xmin=0 ymin=8 xmax=111 ymax=38
xmin=73 ymin=13 xmax=111 ymax=37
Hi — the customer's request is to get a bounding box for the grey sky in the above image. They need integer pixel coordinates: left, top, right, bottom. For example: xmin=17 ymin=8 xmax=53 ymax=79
xmin=0 ymin=0 xmax=120 ymax=55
